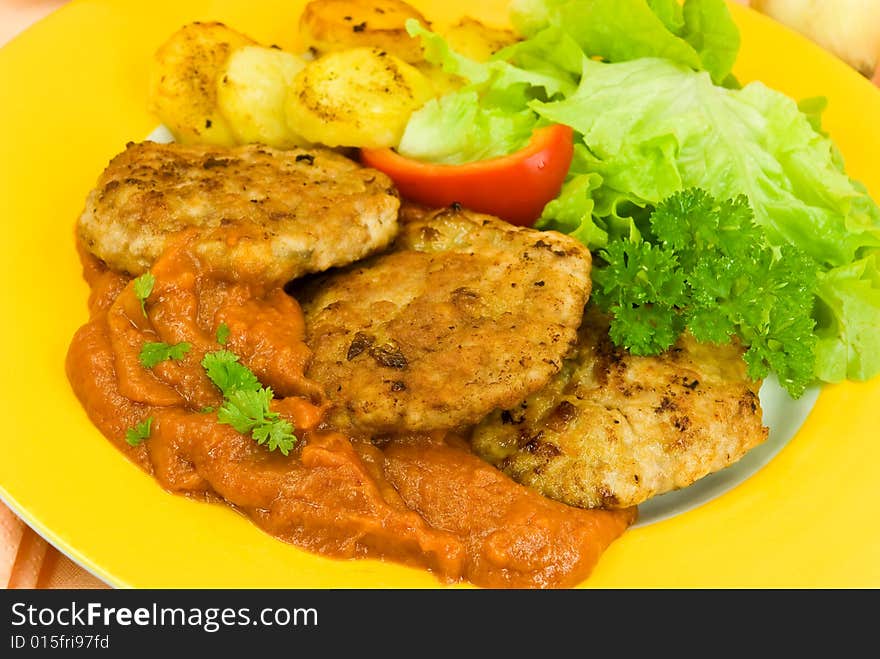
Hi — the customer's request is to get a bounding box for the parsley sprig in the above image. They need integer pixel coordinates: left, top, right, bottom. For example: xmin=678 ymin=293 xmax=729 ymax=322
xmin=201 ymin=350 xmax=297 ymax=455
xmin=132 ymin=273 xmax=155 ymax=318
xmin=216 ymin=322 xmax=230 ymax=346
xmin=139 ymin=341 xmax=191 ymax=368
xmin=592 ymin=188 xmax=818 ymax=398
xmin=125 ymin=417 xmax=153 ymax=446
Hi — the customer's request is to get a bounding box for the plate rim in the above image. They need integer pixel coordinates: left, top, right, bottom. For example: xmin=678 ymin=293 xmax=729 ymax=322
xmin=1 ymin=0 xmax=879 ymax=589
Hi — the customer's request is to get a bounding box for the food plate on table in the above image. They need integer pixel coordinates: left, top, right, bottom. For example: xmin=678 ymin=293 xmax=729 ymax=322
xmin=0 ymin=0 xmax=878 ymax=588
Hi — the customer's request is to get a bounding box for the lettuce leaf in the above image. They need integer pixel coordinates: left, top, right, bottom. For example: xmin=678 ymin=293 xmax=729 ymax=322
xmin=532 ymin=57 xmax=880 ymax=382
xmin=532 ymin=58 xmax=880 ymax=265
xmin=814 ymin=256 xmax=880 ymax=382
xmin=509 ymin=0 xmax=739 ymax=84
xmin=681 ymin=0 xmax=740 ymax=86
xmin=647 ymin=0 xmax=685 ymax=36
xmin=537 ymin=170 xmax=607 ymax=246
xmin=398 ymin=21 xmax=575 ymax=164
xmin=398 ymin=89 xmax=539 ymax=164
xmin=407 ymin=20 xmax=576 ymax=98
xmin=493 ymin=26 xmax=585 ymax=88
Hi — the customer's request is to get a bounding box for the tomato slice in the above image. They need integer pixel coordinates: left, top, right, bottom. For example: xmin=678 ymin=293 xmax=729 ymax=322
xmin=360 ymin=124 xmax=574 ymax=226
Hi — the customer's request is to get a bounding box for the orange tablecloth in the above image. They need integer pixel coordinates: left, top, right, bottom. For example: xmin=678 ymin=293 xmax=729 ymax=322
xmin=1 ymin=503 xmax=106 ymax=589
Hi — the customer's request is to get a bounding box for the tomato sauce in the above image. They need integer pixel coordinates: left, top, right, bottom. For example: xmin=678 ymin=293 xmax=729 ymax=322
xmin=66 ymin=232 xmax=635 ymax=588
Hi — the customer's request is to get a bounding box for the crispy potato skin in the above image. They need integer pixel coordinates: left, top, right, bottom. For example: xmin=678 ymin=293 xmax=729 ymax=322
xmin=148 ymin=22 xmax=256 ymax=145
xmin=285 ymin=47 xmax=434 ymax=148
xmin=149 ymin=10 xmax=518 ymax=149
xmin=471 ymin=308 xmax=769 ymax=509
xmin=299 ymin=0 xmax=429 ymax=63
xmin=216 ymin=45 xmax=310 ymax=148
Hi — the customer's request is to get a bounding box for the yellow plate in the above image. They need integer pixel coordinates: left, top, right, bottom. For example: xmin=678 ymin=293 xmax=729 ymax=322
xmin=1 ymin=0 xmax=879 ymax=588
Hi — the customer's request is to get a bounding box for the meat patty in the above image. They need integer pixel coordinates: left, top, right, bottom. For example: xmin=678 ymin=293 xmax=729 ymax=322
xmin=470 ymin=307 xmax=769 ymax=509
xmin=298 ymin=205 xmax=593 ymax=435
xmin=77 ymin=141 xmax=400 ymax=282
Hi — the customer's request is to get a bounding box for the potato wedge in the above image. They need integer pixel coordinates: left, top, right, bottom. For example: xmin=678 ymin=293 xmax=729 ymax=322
xmin=217 ymin=46 xmax=310 ymax=148
xmin=148 ymin=22 xmax=256 ymax=145
xmin=299 ymin=0 xmax=428 ymax=63
xmin=441 ymin=17 xmax=519 ymax=62
xmin=286 ymin=47 xmax=434 ymax=148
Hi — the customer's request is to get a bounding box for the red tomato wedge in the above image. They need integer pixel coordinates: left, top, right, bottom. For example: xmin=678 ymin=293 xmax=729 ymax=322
xmin=360 ymin=124 xmax=574 ymax=226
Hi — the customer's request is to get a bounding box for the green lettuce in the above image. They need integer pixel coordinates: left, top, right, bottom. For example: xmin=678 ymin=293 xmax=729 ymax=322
xmin=509 ymin=0 xmax=739 ymax=84
xmin=646 ymin=0 xmax=685 ymax=35
xmin=814 ymin=256 xmax=880 ymax=382
xmin=398 ymin=89 xmax=539 ymax=165
xmin=398 ymin=20 xmax=577 ymax=163
xmin=406 ymin=20 xmax=576 ymax=98
xmin=532 ymin=57 xmax=880 ymax=382
xmin=397 ymin=6 xmax=880 ymax=386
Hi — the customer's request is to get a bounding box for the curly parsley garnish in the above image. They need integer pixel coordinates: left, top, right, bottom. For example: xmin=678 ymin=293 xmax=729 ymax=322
xmin=132 ymin=272 xmax=155 ymax=318
xmin=216 ymin=322 xmax=230 ymax=346
xmin=592 ymin=188 xmax=818 ymax=398
xmin=125 ymin=417 xmax=153 ymax=447
xmin=201 ymin=350 xmax=297 ymax=455
xmin=139 ymin=341 xmax=192 ymax=369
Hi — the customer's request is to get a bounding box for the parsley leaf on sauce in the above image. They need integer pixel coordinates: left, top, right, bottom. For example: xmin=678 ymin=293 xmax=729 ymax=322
xmin=201 ymin=349 xmax=260 ymax=394
xmin=132 ymin=272 xmax=156 ymax=318
xmin=139 ymin=341 xmax=192 ymax=369
xmin=125 ymin=417 xmax=153 ymax=447
xmin=216 ymin=322 xmax=230 ymax=346
xmin=201 ymin=350 xmax=297 ymax=455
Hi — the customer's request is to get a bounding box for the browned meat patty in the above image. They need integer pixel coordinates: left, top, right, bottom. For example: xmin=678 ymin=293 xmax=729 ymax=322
xmin=298 ymin=205 xmax=593 ymax=435
xmin=77 ymin=141 xmax=399 ymax=282
xmin=470 ymin=307 xmax=769 ymax=509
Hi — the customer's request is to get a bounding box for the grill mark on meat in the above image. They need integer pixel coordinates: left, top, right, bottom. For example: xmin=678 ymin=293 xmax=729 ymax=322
xmin=533 ymin=239 xmax=570 ymax=257
xmin=347 ymin=332 xmax=375 ymax=360
xmin=546 ymin=400 xmax=577 ymax=432
xmin=501 ymin=409 xmax=525 ymax=425
xmin=203 ymin=157 xmax=231 ymax=169
xmin=517 ymin=429 xmax=542 ymax=449
xmin=654 ymin=395 xmax=676 ymax=414
xmin=369 ymin=342 xmax=408 ymax=369
xmin=528 ymin=439 xmax=562 ymax=459
xmin=597 ymin=487 xmax=620 ymax=507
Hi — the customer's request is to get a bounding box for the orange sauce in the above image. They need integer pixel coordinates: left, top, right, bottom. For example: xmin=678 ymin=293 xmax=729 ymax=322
xmin=66 ymin=232 xmax=635 ymax=588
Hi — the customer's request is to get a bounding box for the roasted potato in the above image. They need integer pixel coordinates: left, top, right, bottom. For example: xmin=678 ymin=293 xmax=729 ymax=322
xmin=414 ymin=18 xmax=519 ymax=94
xmin=441 ymin=17 xmax=519 ymax=62
xmin=216 ymin=46 xmax=310 ymax=148
xmin=285 ymin=47 xmax=434 ymax=148
xmin=148 ymin=22 xmax=256 ymax=145
xmin=299 ymin=0 xmax=428 ymax=63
